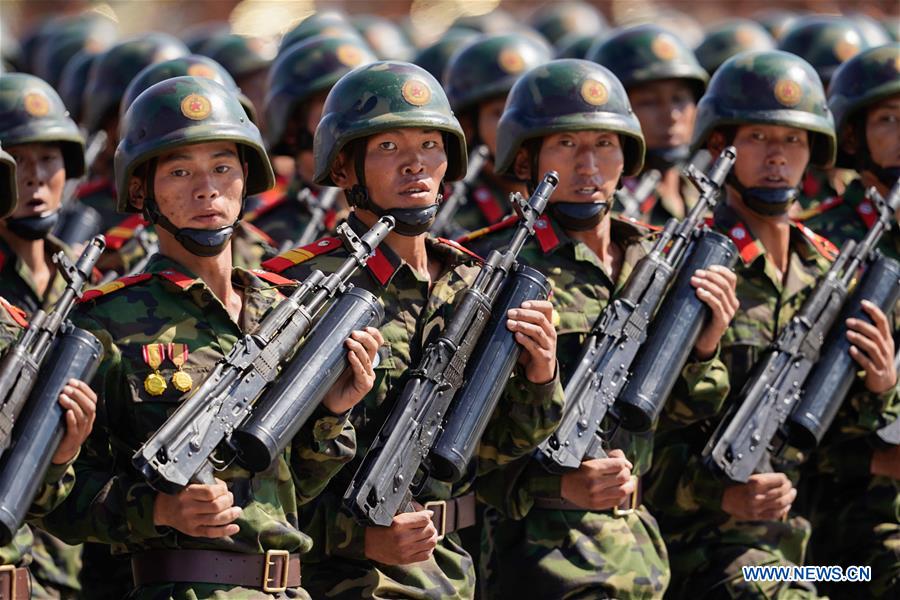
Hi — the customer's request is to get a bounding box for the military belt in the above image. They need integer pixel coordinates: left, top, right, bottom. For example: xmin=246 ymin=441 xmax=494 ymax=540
xmin=412 ymin=492 xmax=477 ymax=540
xmin=131 ymin=549 xmax=301 ymax=593
xmin=0 ymin=565 xmax=30 ymax=600
xmin=532 ymin=475 xmax=642 ymax=516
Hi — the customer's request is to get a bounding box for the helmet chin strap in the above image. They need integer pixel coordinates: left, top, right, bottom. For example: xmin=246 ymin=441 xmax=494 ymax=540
xmin=344 ymin=139 xmax=440 ymax=237
xmin=727 ymin=172 xmax=799 ymax=217
xmin=5 ymin=210 xmax=61 ymax=240
xmin=141 ymin=158 xmax=243 ymax=258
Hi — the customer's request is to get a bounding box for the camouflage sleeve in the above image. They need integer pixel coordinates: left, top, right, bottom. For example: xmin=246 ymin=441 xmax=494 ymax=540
xmin=290 ymin=404 xmax=356 ymax=506
xmin=26 ymin=459 xmax=77 ymax=519
xmin=476 ymin=363 xmax=564 ymax=474
xmin=659 ymin=348 xmax=731 ymax=429
xmin=475 ymin=455 xmax=561 ymax=520
xmin=39 ymin=314 xmax=164 ymax=545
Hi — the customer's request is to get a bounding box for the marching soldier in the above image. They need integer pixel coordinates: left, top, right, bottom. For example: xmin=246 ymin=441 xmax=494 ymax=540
xmin=442 ymin=33 xmax=552 ymax=235
xmin=588 ymin=24 xmax=709 ymax=227
xmin=460 ymin=58 xmax=735 ymax=600
xmin=40 ymin=76 xmax=379 ymax=599
xmin=796 ymin=43 xmax=900 ymax=599
xmin=694 ymin=19 xmax=776 ymax=75
xmin=645 ymin=49 xmax=897 ymax=599
xmin=263 ymin=61 xmax=563 ymax=599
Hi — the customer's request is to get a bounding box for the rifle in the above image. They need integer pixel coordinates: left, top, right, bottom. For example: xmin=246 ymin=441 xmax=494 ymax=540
xmin=786 ymin=181 xmax=900 ymax=450
xmin=614 ymin=169 xmax=661 ymax=219
xmin=703 ymin=183 xmax=900 ymax=482
xmin=133 ymin=217 xmax=395 ymax=494
xmin=54 ymin=131 xmax=108 ymax=246
xmin=536 ymin=148 xmax=737 ymax=473
xmin=0 ymin=236 xmax=105 ymax=455
xmin=344 ymin=171 xmax=559 ymax=526
xmin=431 ymin=145 xmax=491 ymax=239
xmin=296 ymin=186 xmax=340 ymax=247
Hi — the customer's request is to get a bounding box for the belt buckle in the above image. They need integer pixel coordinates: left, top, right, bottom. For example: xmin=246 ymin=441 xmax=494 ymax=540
xmin=613 ymin=476 xmax=639 ymax=517
xmin=0 ymin=564 xmax=16 ymax=599
xmin=262 ymin=549 xmax=290 ymax=593
xmin=424 ymin=500 xmax=447 ymax=540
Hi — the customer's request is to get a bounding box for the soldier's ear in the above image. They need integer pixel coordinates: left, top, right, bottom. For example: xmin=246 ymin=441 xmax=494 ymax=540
xmin=512 ymin=147 xmax=531 ymax=182
xmin=128 ymin=176 xmax=146 ymax=211
xmin=330 ymin=150 xmax=353 ymax=188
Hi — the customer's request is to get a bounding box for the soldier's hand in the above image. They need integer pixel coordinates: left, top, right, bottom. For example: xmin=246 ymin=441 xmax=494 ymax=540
xmin=321 ymin=327 xmax=383 ymax=415
xmin=691 ymin=266 xmax=739 ymax=360
xmin=153 ymin=478 xmax=241 ymax=538
xmin=870 ymin=445 xmax=900 ymax=480
xmin=847 ymin=301 xmax=897 ymax=394
xmin=364 ymin=509 xmax=438 ymax=565
xmin=51 ymin=379 xmax=97 ymax=465
xmin=508 ymin=300 xmax=558 ymax=385
xmin=560 ymin=448 xmax=635 ymax=511
xmin=721 ymin=472 xmax=796 ymax=521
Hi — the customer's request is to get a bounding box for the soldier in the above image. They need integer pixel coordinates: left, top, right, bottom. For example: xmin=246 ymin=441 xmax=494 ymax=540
xmin=74 ymin=34 xmax=189 ymax=231
xmin=96 ymin=54 xmax=276 ymax=275
xmin=411 ymin=29 xmax=479 ymax=81
xmin=0 ymin=144 xmax=99 ymax=600
xmin=528 ymin=2 xmax=607 ymax=49
xmin=644 ymin=49 xmax=897 ymax=599
xmin=262 ymin=60 xmax=563 ymax=599
xmin=778 ymin=15 xmax=871 ymax=208
xmin=197 ymin=33 xmax=272 ymax=127
xmin=458 ymin=58 xmax=735 ymax=599
xmin=796 ymin=43 xmax=900 ymax=599
xmin=442 ymin=33 xmax=552 ymax=235
xmin=252 ymin=34 xmax=376 ymax=247
xmin=351 ymin=15 xmax=416 ymax=61
xmin=694 ymin=19 xmax=776 ymax=75
xmin=587 ymin=25 xmax=708 ymax=228
xmin=278 ymin=12 xmax=366 ymax=56
xmin=39 ymin=76 xmax=380 ymax=599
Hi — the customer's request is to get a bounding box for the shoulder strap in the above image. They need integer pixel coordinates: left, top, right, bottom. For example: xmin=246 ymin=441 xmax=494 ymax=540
xmin=261 ymin=237 xmax=343 ymax=273
xmin=79 ymin=273 xmax=154 ymax=303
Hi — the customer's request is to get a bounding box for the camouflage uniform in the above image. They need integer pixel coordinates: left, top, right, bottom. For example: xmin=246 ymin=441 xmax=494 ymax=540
xmin=460 ymin=58 xmax=728 ymax=600
xmin=794 ymin=44 xmax=900 ymax=599
xmin=262 ymin=61 xmax=564 ymax=599
xmin=587 ymin=25 xmax=708 ymax=229
xmin=0 ymin=233 xmax=81 ymax=316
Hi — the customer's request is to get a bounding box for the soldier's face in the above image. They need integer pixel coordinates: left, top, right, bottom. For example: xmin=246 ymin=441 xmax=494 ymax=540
xmin=334 ymin=128 xmax=447 ymax=209
xmin=628 ymin=79 xmax=697 ymax=149
xmin=6 ymin=143 xmax=66 ymax=219
xmin=477 ymin=96 xmax=507 ymax=158
xmin=728 ymin=124 xmax=810 ymax=188
xmin=527 ymin=130 xmax=623 ymax=204
xmin=145 ymin=141 xmax=247 ymax=229
xmin=865 ymin=94 xmax=900 ymax=169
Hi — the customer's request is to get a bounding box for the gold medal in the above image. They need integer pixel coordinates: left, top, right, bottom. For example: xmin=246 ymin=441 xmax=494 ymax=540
xmin=168 ymin=343 xmax=194 ymax=393
xmin=142 ymin=343 xmax=168 ymax=396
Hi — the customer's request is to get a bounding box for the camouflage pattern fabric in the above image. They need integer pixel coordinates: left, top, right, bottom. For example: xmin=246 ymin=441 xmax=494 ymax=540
xmin=38 ymin=253 xmax=356 ymax=600
xmin=265 ymin=213 xmax=565 ymax=599
xmin=645 ymin=203 xmax=850 ymax=599
xmin=0 ymin=233 xmax=80 ymax=316
xmin=466 ymin=215 xmax=730 ymax=599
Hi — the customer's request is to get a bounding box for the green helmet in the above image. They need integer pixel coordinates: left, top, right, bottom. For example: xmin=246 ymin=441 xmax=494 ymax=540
xmin=352 ymin=15 xmax=415 ymax=61
xmin=0 ymin=145 xmax=16 ymax=220
xmin=0 ymin=73 xmax=85 ymax=177
xmin=121 ymin=55 xmax=256 ymax=123
xmin=587 ymin=25 xmax=708 ymax=98
xmin=555 ymin=33 xmax=596 ymax=59
xmin=314 ymin=61 xmax=467 ymax=185
xmin=58 ymin=50 xmax=97 ymax=124
xmin=754 ymin=10 xmax=799 ymax=41
xmin=695 ymin=20 xmax=776 ymax=75
xmin=691 ymin=50 xmax=836 ymax=169
xmin=115 ymin=76 xmax=274 ymax=213
xmin=412 ymin=29 xmax=479 ymax=80
xmin=279 ymin=12 xmax=364 ymax=55
xmin=82 ymin=34 xmax=189 ymax=134
xmin=777 ymin=15 xmax=870 ymax=84
xmin=529 ymin=2 xmax=607 ymax=46
xmin=198 ymin=33 xmax=271 ymax=79
xmin=33 ymin=16 xmax=117 ymax=89
xmin=265 ymin=34 xmax=376 ymax=155
xmin=181 ymin=22 xmax=231 ymax=54
xmin=444 ymin=34 xmax=553 ymax=114
xmin=495 ymin=58 xmax=646 ymax=177
xmin=828 ymin=43 xmax=900 ymax=168
xmin=848 ymin=13 xmax=892 ymax=46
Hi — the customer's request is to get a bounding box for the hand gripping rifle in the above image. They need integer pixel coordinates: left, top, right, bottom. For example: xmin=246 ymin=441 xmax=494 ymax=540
xmin=133 ymin=217 xmax=394 ymax=494
xmin=704 ymin=182 xmax=900 ymax=482
xmin=343 ymin=172 xmax=559 ymax=526
xmin=536 ymin=148 xmax=737 ymax=473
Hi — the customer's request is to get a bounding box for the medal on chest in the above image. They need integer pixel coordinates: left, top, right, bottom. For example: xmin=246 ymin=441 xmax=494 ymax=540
xmin=142 ymin=344 xmax=168 ymax=396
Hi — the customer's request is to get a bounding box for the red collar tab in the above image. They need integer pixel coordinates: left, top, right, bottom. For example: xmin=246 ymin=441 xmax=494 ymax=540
xmin=473 ymin=186 xmax=505 ymax=224
xmin=533 ymin=215 xmax=561 ymax=254
xmin=725 ymin=221 xmax=763 ymax=265
xmin=366 ymin=246 xmax=395 ymax=286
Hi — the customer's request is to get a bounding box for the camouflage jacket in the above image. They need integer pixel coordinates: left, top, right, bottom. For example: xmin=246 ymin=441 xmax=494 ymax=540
xmin=0 ymin=297 xmax=78 ymax=569
xmin=263 ymin=214 xmax=564 ymax=562
xmin=462 ymin=214 xmax=730 ymax=519
xmin=645 ymin=203 xmax=897 ymax=550
xmin=39 ymin=254 xmax=355 ymax=559
xmin=0 ymin=233 xmax=78 ymax=316
xmin=448 ymin=174 xmax=514 ymax=237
